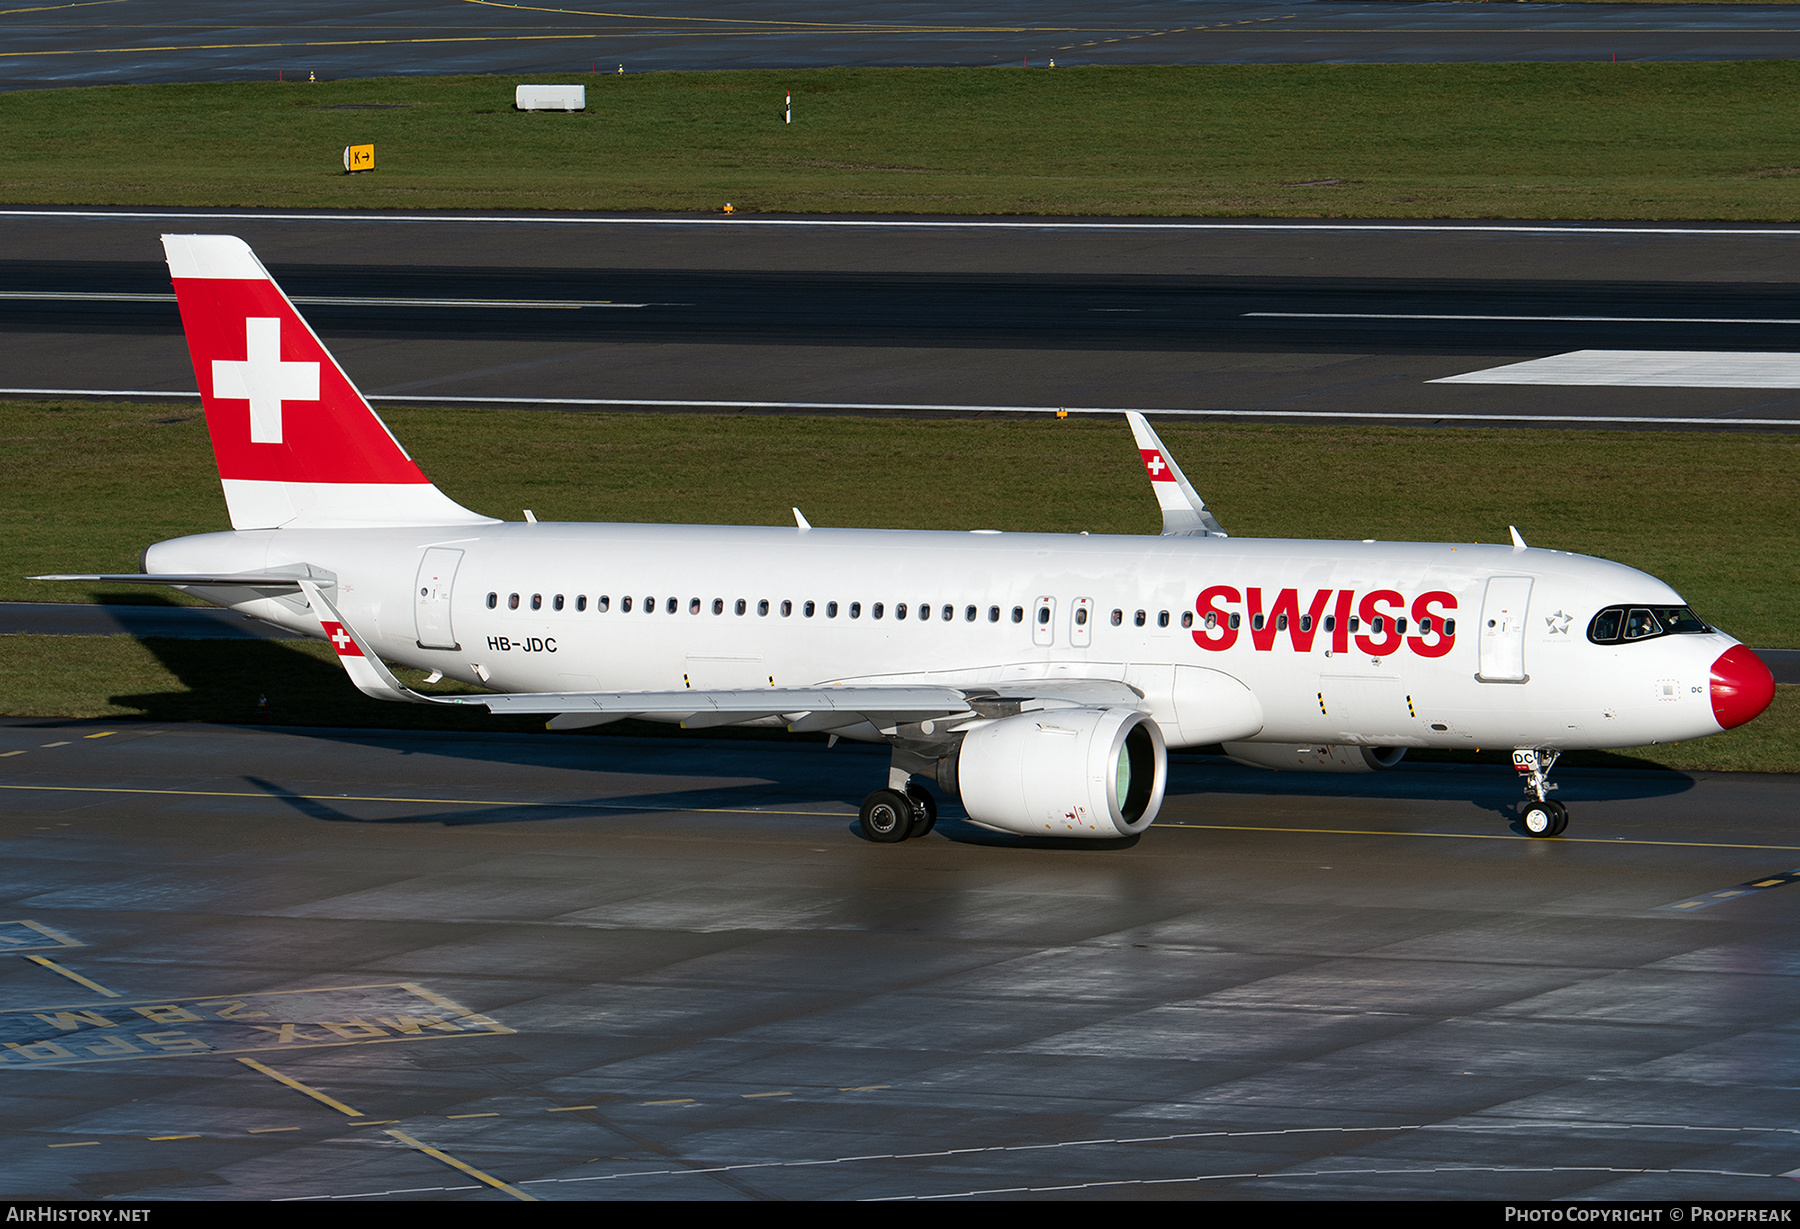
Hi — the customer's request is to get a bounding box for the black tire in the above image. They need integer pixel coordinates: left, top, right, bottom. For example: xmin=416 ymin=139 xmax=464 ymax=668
xmin=905 ymin=787 xmax=937 ymax=838
xmin=1523 ymin=799 xmax=1567 ymax=838
xmin=860 ymin=789 xmax=912 ymax=843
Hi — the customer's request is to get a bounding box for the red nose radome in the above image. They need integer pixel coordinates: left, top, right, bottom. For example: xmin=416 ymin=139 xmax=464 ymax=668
xmin=1711 ymin=645 xmax=1776 ymax=730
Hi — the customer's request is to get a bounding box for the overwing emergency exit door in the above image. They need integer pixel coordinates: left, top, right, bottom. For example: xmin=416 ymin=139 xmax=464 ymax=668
xmin=414 ymin=547 xmax=463 ymax=650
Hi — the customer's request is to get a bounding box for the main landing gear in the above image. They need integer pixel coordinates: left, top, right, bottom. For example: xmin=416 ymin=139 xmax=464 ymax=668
xmin=1514 ymin=749 xmax=1568 ymax=838
xmin=859 ymin=780 xmax=937 ymax=844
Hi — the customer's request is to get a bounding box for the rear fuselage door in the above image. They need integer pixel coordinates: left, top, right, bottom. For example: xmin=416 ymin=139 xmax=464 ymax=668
xmin=414 ymin=547 xmax=464 ymax=650
xmin=1477 ymin=575 xmax=1533 ymax=682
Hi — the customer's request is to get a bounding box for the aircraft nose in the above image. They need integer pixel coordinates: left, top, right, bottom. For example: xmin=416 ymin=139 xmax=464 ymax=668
xmin=1710 ymin=645 xmax=1776 ymax=730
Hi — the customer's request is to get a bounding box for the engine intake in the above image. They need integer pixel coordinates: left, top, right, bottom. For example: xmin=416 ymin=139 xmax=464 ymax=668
xmin=953 ymin=708 xmax=1166 ymax=838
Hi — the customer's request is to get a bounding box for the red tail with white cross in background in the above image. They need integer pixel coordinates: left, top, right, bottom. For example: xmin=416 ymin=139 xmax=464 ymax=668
xmin=163 ymin=234 xmax=493 ymax=532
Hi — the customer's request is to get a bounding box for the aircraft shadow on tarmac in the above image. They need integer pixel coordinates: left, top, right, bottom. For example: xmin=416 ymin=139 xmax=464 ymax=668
xmin=105 ymin=624 xmax=1697 ymax=845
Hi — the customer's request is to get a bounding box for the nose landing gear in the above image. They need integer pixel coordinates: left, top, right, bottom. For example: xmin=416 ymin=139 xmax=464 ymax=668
xmin=1514 ymin=749 xmax=1567 ymax=837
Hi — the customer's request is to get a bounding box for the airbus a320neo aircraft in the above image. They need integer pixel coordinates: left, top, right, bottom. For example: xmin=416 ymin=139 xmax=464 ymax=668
xmin=45 ymin=235 xmax=1777 ymax=844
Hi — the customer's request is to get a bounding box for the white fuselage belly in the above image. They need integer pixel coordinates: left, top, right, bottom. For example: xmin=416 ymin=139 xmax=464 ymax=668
xmin=149 ymin=523 xmax=1734 ymax=752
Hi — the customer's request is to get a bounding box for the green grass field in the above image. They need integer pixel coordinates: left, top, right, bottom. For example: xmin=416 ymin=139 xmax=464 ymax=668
xmin=2 ymin=399 xmax=1794 ymax=772
xmin=6 ymin=63 xmax=1800 ymax=218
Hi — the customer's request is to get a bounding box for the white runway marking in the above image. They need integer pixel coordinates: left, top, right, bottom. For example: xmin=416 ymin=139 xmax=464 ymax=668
xmin=1435 ymin=349 xmax=1800 ymax=388
xmin=7 ymin=208 xmax=1800 ymax=238
xmin=1249 ymin=312 xmax=1800 ymax=326
xmin=3 ymin=388 xmax=1795 ymax=427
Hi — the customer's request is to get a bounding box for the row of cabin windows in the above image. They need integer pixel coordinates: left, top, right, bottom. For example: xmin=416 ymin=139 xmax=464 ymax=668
xmin=488 ymin=592 xmax=1029 ymax=623
xmin=480 ymin=592 xmax=1453 ymax=637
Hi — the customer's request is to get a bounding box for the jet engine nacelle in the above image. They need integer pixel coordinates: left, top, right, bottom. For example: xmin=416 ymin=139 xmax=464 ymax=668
xmin=1222 ymin=742 xmax=1407 ymax=772
xmin=953 ymin=708 xmax=1166 ymax=838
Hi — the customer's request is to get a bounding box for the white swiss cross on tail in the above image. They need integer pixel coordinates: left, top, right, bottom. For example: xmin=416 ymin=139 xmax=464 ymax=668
xmin=211 ymin=317 xmax=320 ymax=444
xmin=321 ymin=621 xmax=363 ymax=657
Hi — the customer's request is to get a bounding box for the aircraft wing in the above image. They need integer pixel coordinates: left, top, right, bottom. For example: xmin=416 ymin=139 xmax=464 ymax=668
xmin=295 ymin=580 xmax=1140 ymax=735
xmin=1125 ymin=412 xmax=1227 ymax=538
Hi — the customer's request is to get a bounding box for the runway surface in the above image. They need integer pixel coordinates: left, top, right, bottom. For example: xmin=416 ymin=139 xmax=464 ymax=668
xmin=2 ymin=717 xmax=1798 ymax=1200
xmin=5 ymin=209 xmax=1800 ymax=429
xmin=7 ymin=0 xmax=1800 ymax=90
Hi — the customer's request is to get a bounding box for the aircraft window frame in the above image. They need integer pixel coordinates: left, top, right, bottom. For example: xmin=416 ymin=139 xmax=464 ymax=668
xmin=735 ymin=598 xmax=746 ymax=616
xmin=1181 ymin=611 xmax=1194 ymax=629
xmin=713 ymin=598 xmax=724 ymax=615
xmin=803 ymin=600 xmax=815 ymax=618
xmin=943 ymin=604 xmax=955 ymax=622
xmin=1588 ymin=604 xmax=1709 ymax=645
xmin=1074 ymin=606 xmax=1089 ymax=627
xmin=828 ymin=601 xmax=840 ymax=618
xmin=758 ymin=599 xmax=770 ymax=617
xmin=1158 ymin=611 xmax=1170 ymax=629
xmin=1111 ymin=609 xmax=1123 ymax=627
xmin=988 ymin=605 xmax=1000 ymax=623
xmin=917 ymin=603 xmax=928 ymax=621
xmin=665 ymin=597 xmax=677 ymax=614
xmin=1228 ymin=612 xmax=1241 ymax=630
xmin=1445 ymin=618 xmax=1456 ymax=636
xmin=1204 ymin=612 xmax=1217 ymax=630
xmin=780 ymin=599 xmax=792 ymax=617
xmin=965 ymin=605 xmax=977 ymax=623
xmin=622 ymin=596 xmax=633 ymax=612
xmin=873 ymin=602 xmax=884 ymax=619
xmin=854 ymin=602 xmax=865 ymax=619
xmin=487 ymin=592 xmax=498 ymax=610
xmin=1012 ymin=606 xmax=1025 ymax=624
xmin=644 ymin=596 xmax=655 ymax=614
xmin=1323 ymin=615 xmax=1335 ymax=632
xmin=897 ymin=603 xmax=909 ymax=620
xmin=577 ymin=595 xmax=588 ymax=612
xmin=598 ymin=595 xmax=610 ymax=613
xmin=530 ymin=593 xmax=543 ymax=611
xmin=1134 ymin=610 xmax=1147 ymax=628
xmin=553 ymin=594 xmax=565 ymax=612
xmin=1298 ymin=614 xmax=1311 ymax=633
xmin=689 ymin=597 xmax=701 ymax=615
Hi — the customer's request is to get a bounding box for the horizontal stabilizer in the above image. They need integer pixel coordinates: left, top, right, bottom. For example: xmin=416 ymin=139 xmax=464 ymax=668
xmin=1125 ymin=412 xmax=1227 ymax=538
xmin=33 ymin=572 xmax=305 ymax=589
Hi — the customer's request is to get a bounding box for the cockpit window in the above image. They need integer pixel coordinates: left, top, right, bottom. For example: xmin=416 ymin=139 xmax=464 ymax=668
xmin=1588 ymin=604 xmax=1710 ymax=644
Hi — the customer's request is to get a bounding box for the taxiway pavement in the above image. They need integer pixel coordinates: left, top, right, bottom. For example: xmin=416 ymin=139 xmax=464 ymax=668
xmin=6 ymin=210 xmax=1800 ymax=429
xmin=1 ymin=718 xmax=1797 ymax=1200
xmin=8 ymin=0 xmax=1800 ymax=90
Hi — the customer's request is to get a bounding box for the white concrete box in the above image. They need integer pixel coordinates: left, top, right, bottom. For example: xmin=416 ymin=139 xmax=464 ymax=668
xmin=515 ymin=84 xmax=586 ymax=112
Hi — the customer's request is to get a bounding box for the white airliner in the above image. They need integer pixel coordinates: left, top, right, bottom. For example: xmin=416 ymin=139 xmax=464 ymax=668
xmin=44 ymin=235 xmax=1777 ymax=843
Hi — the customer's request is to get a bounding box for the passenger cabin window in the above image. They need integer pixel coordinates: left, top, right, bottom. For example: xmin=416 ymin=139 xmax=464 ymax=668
xmin=713 ymin=598 xmax=724 ymax=615
xmin=987 ymin=606 xmax=1000 ymax=623
xmin=598 ymin=595 xmax=610 ymax=613
xmin=896 ymin=603 xmax=908 ymax=620
xmin=1158 ymin=611 xmax=1170 ymax=629
xmin=1037 ymin=606 xmax=1051 ymax=626
xmin=965 ymin=605 xmax=977 ymax=622
xmin=803 ymin=600 xmax=814 ymax=617
xmin=1134 ymin=610 xmax=1146 ymax=627
xmin=873 ymin=603 xmax=884 ymax=619
xmin=1111 ymin=609 xmax=1123 ymax=626
xmin=850 ymin=602 xmax=861 ymax=618
xmin=735 ymin=599 xmax=747 ymax=615
xmin=757 ymin=599 xmax=769 ymax=616
xmin=577 ymin=595 xmax=587 ymax=612
xmin=827 ymin=601 xmax=839 ymax=618
xmin=622 ymin=596 xmax=633 ymax=612
xmin=1181 ymin=611 xmax=1194 ymax=629
xmin=553 ymin=594 xmax=565 ymax=611
xmin=663 ymin=597 xmax=675 ymax=614
xmin=944 ymin=604 xmax=955 ymax=622
xmin=780 ymin=600 xmax=792 ymax=617
xmin=1012 ymin=606 xmax=1024 ymax=623
xmin=487 ymin=592 xmax=498 ymax=609
xmin=1074 ymin=607 xmax=1089 ymax=626
xmin=689 ymin=598 xmax=700 ymax=615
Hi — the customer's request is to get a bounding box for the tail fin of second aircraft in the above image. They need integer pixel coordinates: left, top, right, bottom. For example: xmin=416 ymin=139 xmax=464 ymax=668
xmin=162 ymin=234 xmax=495 ymax=531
